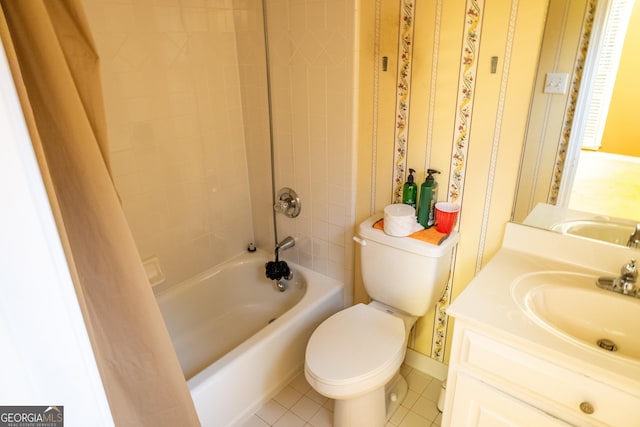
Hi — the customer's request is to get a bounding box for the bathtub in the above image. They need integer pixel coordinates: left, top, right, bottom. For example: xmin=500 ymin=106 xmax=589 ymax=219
xmin=155 ymin=250 xmax=345 ymax=426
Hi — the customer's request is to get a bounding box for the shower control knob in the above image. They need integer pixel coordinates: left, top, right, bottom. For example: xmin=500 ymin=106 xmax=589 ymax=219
xmin=274 ymin=187 xmax=301 ymax=218
xmin=274 ymin=199 xmax=290 ymax=213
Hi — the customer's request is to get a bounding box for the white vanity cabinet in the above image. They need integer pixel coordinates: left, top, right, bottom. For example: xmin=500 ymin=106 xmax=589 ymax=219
xmin=443 ymin=320 xmax=640 ymax=427
xmin=440 ymin=223 xmax=640 ymax=427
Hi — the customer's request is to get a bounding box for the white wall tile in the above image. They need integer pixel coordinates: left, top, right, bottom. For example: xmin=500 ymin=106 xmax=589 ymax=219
xmin=86 ymin=0 xmax=355 ymax=289
xmin=183 ymin=8 xmax=209 ymax=32
xmin=102 ymin=3 xmax=136 ymax=33
xmin=266 ymin=0 xmax=355 ymax=288
xmin=85 ymin=0 xmax=257 ymax=287
xmin=153 ymin=6 xmax=184 ymax=32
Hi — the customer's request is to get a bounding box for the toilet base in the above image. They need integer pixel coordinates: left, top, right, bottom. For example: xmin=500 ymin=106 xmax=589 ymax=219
xmin=385 ymin=373 xmax=408 ymax=418
xmin=332 ymin=372 xmax=408 ymax=427
xmin=334 ymin=386 xmax=385 ymax=427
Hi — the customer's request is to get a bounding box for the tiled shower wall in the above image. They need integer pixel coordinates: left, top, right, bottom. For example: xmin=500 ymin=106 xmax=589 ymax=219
xmin=84 ymin=0 xmax=256 ymax=287
xmin=233 ymin=0 xmax=275 ymax=252
xmin=266 ymin=0 xmax=356 ymax=298
xmin=84 ymin=0 xmax=356 ymax=291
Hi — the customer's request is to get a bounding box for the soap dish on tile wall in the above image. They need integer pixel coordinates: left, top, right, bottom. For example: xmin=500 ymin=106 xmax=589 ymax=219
xmin=143 ymin=256 xmax=166 ymax=287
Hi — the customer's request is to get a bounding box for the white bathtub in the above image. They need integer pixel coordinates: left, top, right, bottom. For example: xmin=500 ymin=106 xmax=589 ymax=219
xmin=155 ymin=250 xmax=345 ymax=426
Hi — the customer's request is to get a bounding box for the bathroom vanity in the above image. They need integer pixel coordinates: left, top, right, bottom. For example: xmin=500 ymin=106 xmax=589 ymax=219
xmin=442 ymin=223 xmax=640 ymax=426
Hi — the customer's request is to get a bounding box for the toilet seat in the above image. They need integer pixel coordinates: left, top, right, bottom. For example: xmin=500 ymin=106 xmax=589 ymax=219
xmin=305 ymin=303 xmax=406 ymax=399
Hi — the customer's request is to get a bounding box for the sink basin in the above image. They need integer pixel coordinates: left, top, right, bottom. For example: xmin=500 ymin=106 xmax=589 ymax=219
xmin=512 ymin=271 xmax=640 ymax=363
xmin=551 ymin=219 xmax=634 ymax=245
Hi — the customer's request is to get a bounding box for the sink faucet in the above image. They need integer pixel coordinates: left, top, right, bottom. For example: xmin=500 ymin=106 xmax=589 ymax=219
xmin=627 ymin=224 xmax=640 ymax=248
xmin=597 ymin=258 xmax=638 ymax=297
xmin=618 ymin=258 xmax=638 ymax=295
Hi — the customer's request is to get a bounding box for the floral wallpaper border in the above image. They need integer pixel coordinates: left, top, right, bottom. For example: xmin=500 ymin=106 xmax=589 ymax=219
xmin=431 ymin=0 xmax=485 ymax=361
xmin=473 ymin=0 xmax=520 ymax=276
xmin=370 ymin=0 xmax=383 ymax=214
xmin=548 ymin=0 xmax=597 ymax=204
xmin=392 ymin=0 xmax=417 ymax=203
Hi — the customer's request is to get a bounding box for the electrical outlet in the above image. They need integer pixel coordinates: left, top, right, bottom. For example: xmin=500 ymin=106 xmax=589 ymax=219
xmin=544 ymin=73 xmax=569 ymax=94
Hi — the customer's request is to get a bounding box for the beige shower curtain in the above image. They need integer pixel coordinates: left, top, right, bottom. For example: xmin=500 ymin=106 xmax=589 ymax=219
xmin=0 ymin=2 xmax=199 ymax=426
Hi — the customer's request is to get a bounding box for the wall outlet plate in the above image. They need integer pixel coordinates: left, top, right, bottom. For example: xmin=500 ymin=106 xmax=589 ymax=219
xmin=544 ymin=72 xmax=569 ymax=94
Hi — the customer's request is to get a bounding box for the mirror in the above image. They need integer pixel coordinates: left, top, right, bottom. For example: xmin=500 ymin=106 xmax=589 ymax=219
xmin=513 ymin=0 xmax=640 ymax=246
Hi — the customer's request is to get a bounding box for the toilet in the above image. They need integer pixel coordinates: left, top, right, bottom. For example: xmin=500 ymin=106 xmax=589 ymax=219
xmin=305 ymin=213 xmax=459 ymax=426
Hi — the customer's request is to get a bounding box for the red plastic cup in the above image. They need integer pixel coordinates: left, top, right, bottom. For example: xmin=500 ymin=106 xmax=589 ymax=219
xmin=435 ymin=202 xmax=460 ymax=234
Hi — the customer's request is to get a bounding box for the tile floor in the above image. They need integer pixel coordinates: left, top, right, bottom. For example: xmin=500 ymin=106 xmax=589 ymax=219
xmin=240 ymin=364 xmax=443 ymax=427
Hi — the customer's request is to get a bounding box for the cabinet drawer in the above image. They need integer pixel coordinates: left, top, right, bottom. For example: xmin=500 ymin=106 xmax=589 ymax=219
xmin=457 ymin=329 xmax=640 ymax=426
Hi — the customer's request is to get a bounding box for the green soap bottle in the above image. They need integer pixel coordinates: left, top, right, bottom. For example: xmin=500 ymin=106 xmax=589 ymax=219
xmin=402 ymin=168 xmax=418 ymax=208
xmin=417 ymin=168 xmax=440 ymax=228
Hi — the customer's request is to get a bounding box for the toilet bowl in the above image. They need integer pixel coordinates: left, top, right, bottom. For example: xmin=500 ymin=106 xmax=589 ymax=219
xmin=305 ymin=302 xmax=415 ymax=426
xmin=304 ymin=213 xmax=459 ymax=427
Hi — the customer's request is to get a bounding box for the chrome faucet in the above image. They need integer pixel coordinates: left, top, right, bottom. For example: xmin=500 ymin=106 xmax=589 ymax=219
xmin=627 ymin=224 xmax=640 ymax=248
xmin=597 ymin=258 xmax=638 ymax=297
xmin=275 ymin=236 xmax=296 ymax=257
xmin=265 ymin=236 xmax=295 ymax=284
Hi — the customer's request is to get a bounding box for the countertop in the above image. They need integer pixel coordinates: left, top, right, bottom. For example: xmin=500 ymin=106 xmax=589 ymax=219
xmin=447 ymin=222 xmax=640 ymax=395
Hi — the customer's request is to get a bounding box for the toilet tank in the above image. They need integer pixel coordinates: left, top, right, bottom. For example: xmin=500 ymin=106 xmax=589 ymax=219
xmin=358 ymin=214 xmax=459 ymax=316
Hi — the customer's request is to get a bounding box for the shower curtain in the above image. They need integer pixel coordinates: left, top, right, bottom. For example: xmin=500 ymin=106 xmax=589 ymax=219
xmin=0 ymin=2 xmax=199 ymax=426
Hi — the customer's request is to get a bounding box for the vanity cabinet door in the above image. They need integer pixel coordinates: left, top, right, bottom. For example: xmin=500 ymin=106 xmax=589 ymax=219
xmin=452 ymin=327 xmax=640 ymax=425
xmin=449 ymin=373 xmax=573 ymax=427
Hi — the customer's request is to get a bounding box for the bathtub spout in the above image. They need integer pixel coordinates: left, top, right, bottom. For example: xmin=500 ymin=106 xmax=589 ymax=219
xmin=275 ymin=236 xmax=295 ymax=258
xmin=266 ymin=237 xmax=295 ymax=282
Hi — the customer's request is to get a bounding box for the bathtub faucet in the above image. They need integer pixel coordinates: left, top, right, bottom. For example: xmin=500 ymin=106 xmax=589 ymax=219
xmin=265 ymin=236 xmax=295 ymax=282
xmin=275 ymin=236 xmax=296 ymax=257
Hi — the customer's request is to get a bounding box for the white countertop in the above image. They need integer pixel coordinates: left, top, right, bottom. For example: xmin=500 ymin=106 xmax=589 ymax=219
xmin=448 ymin=222 xmax=640 ymax=395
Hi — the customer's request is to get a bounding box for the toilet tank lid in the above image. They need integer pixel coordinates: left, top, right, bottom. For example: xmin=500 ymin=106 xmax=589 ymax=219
xmin=358 ymin=214 xmax=459 ymax=257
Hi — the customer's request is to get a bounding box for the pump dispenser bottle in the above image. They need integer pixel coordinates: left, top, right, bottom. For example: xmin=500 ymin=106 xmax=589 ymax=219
xmin=417 ymin=169 xmax=440 ymax=228
xmin=402 ymin=168 xmax=418 ymax=208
